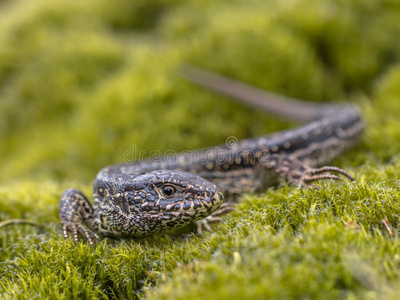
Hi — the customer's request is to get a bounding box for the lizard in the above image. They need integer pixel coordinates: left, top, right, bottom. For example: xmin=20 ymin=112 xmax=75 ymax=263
xmin=60 ymin=65 xmax=364 ymax=245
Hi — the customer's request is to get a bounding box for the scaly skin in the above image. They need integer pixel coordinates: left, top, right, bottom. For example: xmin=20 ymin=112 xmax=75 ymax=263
xmin=60 ymin=171 xmax=224 ymax=245
xmin=60 ymin=66 xmax=364 ymax=244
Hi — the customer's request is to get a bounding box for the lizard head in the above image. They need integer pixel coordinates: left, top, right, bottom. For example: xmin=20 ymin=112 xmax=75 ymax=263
xmin=94 ymin=170 xmax=224 ymax=236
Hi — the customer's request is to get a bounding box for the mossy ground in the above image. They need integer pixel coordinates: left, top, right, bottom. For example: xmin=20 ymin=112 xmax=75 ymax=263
xmin=1 ymin=0 xmax=400 ymax=299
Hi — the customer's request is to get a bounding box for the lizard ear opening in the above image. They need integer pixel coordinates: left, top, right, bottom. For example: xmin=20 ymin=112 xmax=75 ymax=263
xmin=120 ymin=196 xmax=130 ymax=215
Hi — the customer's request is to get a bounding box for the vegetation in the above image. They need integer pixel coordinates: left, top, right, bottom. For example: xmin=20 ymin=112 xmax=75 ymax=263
xmin=1 ymin=0 xmax=400 ymax=298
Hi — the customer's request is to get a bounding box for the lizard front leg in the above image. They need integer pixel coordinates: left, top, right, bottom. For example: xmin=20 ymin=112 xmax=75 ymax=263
xmin=59 ymin=189 xmax=100 ymax=246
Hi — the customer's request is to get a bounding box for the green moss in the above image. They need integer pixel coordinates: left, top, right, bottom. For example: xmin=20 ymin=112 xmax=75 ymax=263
xmin=1 ymin=0 xmax=400 ymax=299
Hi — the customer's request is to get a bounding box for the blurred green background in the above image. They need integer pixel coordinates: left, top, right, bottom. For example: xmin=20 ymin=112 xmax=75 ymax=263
xmin=1 ymin=0 xmax=400 ymax=184
xmin=2 ymin=0 xmax=400 ymax=299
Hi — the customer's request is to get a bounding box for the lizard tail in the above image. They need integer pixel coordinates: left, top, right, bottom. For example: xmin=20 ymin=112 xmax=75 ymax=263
xmin=180 ymin=64 xmax=349 ymax=123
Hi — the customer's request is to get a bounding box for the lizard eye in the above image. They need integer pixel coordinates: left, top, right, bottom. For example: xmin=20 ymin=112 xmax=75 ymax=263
xmin=162 ymin=185 xmax=176 ymax=197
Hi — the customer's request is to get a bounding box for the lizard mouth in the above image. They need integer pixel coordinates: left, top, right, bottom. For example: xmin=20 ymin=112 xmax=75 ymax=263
xmin=160 ymin=189 xmax=224 ymax=215
xmin=99 ymin=190 xmax=224 ymax=237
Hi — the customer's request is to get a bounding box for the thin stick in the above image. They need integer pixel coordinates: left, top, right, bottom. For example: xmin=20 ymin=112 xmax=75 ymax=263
xmin=380 ymin=218 xmax=395 ymax=239
xmin=0 ymin=219 xmax=44 ymax=230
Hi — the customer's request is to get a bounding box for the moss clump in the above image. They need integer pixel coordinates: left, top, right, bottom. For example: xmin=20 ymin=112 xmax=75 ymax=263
xmin=1 ymin=0 xmax=400 ymax=299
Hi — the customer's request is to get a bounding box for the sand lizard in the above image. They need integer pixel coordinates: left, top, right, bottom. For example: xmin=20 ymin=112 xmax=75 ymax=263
xmin=60 ymin=66 xmax=364 ymax=245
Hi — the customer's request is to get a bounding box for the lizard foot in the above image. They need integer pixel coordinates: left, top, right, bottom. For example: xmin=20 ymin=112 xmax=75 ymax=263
xmin=267 ymin=154 xmax=354 ymax=188
xmin=195 ymin=202 xmax=235 ymax=235
xmin=62 ymin=222 xmax=99 ymax=246
xmin=288 ymin=165 xmax=354 ymax=188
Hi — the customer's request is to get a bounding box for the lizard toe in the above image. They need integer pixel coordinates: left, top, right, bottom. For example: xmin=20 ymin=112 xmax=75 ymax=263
xmin=62 ymin=222 xmax=98 ymax=246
